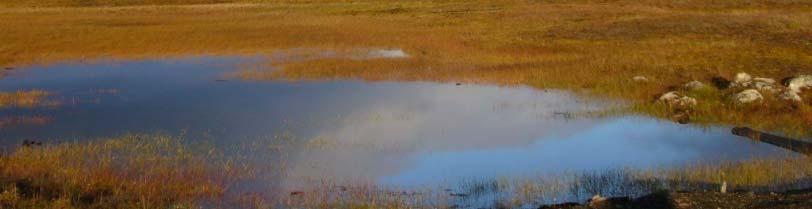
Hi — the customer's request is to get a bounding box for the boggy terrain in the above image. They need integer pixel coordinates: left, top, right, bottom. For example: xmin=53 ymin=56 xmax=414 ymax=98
xmin=2 ymin=0 xmax=812 ymax=209
xmin=1 ymin=0 xmax=811 ymax=136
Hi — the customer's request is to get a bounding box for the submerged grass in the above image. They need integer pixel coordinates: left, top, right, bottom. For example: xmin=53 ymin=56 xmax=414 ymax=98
xmin=0 ymin=90 xmax=49 ymax=108
xmin=0 ymin=115 xmax=51 ymax=128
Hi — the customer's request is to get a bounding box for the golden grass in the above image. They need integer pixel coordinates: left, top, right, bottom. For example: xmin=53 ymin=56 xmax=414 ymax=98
xmin=0 ymin=90 xmax=49 ymax=108
xmin=0 ymin=134 xmax=243 ymax=209
xmin=0 ymin=1 xmax=811 ymax=135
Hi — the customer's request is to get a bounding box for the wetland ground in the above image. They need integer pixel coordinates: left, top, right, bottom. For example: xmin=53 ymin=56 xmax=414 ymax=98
xmin=1 ymin=0 xmax=812 ymax=208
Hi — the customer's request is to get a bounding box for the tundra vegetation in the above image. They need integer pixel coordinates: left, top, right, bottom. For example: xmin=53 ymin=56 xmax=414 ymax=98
xmin=1 ymin=0 xmax=811 ymax=135
xmin=1 ymin=0 xmax=812 ymax=208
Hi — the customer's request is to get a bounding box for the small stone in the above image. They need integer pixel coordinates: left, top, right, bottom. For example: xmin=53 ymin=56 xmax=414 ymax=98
xmin=733 ymin=89 xmax=763 ymax=104
xmin=659 ymin=91 xmax=681 ymax=102
xmin=684 ymin=80 xmax=705 ymax=90
xmin=733 ymin=72 xmax=752 ymax=84
xmin=632 ymin=76 xmax=649 ymax=82
xmin=752 ymin=77 xmax=779 ymax=93
xmin=785 ymin=75 xmax=812 ymax=93
xmin=720 ymin=181 xmax=727 ymax=194
xmin=780 ymin=91 xmax=802 ymax=103
xmin=590 ymin=194 xmax=607 ymax=204
xmin=753 ymin=77 xmax=776 ymax=84
xmin=659 ymin=91 xmax=697 ymax=107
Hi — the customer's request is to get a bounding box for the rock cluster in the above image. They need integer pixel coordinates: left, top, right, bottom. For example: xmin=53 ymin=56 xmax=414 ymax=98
xmin=786 ymin=75 xmax=812 ymax=93
xmin=658 ymin=91 xmax=697 ymax=107
xmin=649 ymin=72 xmax=809 ymax=119
xmin=730 ymin=72 xmax=779 ymax=93
xmin=725 ymin=72 xmax=809 ymax=104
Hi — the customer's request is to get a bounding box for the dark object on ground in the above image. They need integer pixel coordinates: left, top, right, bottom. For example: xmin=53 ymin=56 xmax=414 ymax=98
xmin=539 ymin=202 xmax=581 ymax=209
xmin=290 ymin=191 xmax=304 ymax=196
xmin=732 ymin=127 xmax=812 ymax=155
xmin=3 ymin=67 xmax=13 ymax=70
xmin=21 ymin=140 xmax=43 ymax=147
xmin=456 ymin=83 xmax=462 ymax=86
xmin=711 ymin=76 xmax=732 ymax=89
xmin=537 ymin=189 xmax=812 ymax=209
xmin=538 ymin=191 xmax=673 ymax=209
xmin=450 ymin=193 xmax=469 ymax=197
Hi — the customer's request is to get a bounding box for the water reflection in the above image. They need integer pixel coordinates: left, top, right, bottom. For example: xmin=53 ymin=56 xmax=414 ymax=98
xmin=0 ymin=57 xmax=800 ymax=194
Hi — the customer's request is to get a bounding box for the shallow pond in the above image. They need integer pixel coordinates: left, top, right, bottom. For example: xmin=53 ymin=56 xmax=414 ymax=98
xmin=0 ymin=57 xmax=804 ymax=207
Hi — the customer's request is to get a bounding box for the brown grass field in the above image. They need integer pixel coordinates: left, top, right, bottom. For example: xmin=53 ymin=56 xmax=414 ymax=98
xmin=2 ymin=0 xmax=811 ymax=136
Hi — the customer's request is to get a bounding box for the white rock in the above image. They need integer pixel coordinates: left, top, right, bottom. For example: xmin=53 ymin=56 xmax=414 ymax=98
xmin=590 ymin=194 xmax=607 ymax=204
xmin=734 ymin=72 xmax=752 ymax=84
xmin=632 ymin=76 xmax=649 ymax=82
xmin=684 ymin=80 xmax=705 ymax=90
xmin=367 ymin=49 xmax=409 ymax=58
xmin=785 ymin=75 xmax=812 ymax=93
xmin=733 ymin=89 xmax=763 ymax=104
xmin=753 ymin=77 xmax=776 ymax=84
xmin=780 ymin=90 xmax=802 ymax=103
xmin=751 ymin=77 xmax=779 ymax=93
xmin=658 ymin=91 xmax=681 ymax=102
xmin=659 ymin=91 xmax=697 ymax=107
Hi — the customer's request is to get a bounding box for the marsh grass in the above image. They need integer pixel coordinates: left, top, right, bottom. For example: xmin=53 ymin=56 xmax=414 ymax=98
xmin=0 ymin=134 xmax=247 ymax=209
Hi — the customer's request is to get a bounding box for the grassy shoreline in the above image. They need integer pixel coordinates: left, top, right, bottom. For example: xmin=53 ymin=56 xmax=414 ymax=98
xmin=1 ymin=134 xmax=811 ymax=208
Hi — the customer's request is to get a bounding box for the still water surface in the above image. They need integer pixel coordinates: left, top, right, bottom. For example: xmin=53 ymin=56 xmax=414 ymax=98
xmin=0 ymin=57 xmax=800 ymax=204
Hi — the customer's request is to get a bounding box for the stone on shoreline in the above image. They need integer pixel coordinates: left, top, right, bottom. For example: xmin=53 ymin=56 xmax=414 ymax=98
xmin=785 ymin=75 xmax=812 ymax=93
xmin=752 ymin=77 xmax=779 ymax=93
xmin=729 ymin=72 xmax=779 ymax=93
xmin=780 ymin=90 xmax=802 ymax=103
xmin=684 ymin=80 xmax=705 ymax=90
xmin=733 ymin=89 xmax=763 ymax=104
xmin=732 ymin=72 xmax=752 ymax=87
xmin=658 ymin=91 xmax=697 ymax=107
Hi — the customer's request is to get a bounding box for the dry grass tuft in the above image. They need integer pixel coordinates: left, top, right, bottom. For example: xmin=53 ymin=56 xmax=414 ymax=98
xmin=0 ymin=134 xmax=240 ymax=209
